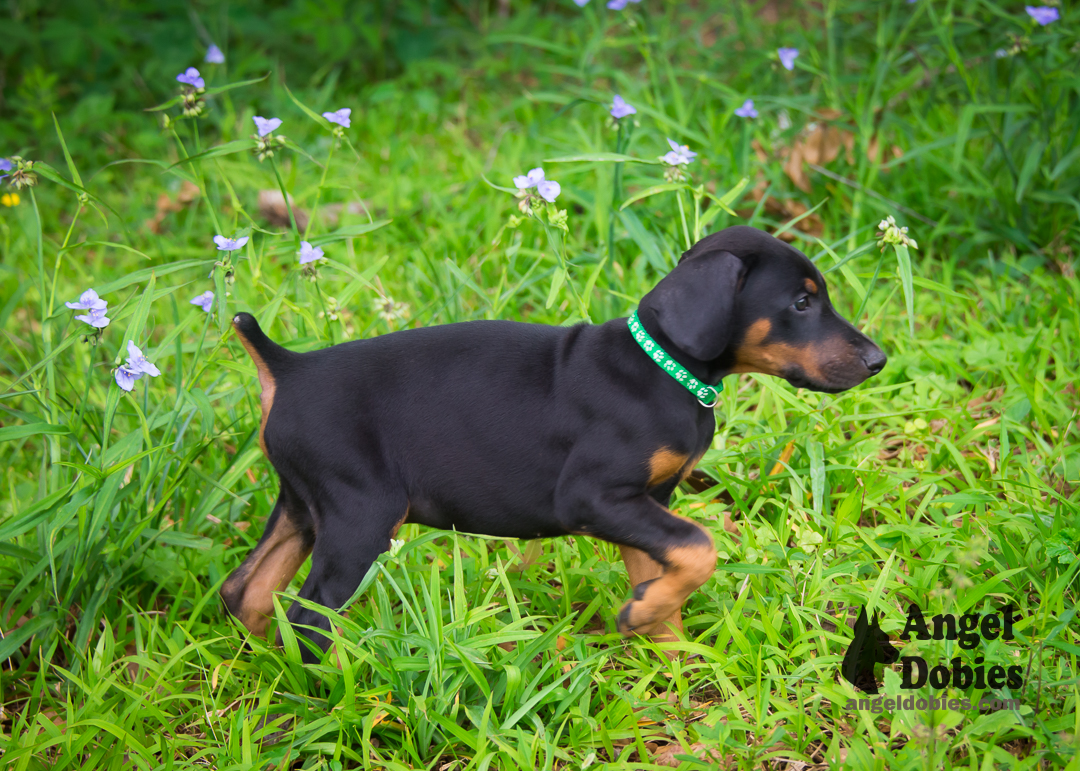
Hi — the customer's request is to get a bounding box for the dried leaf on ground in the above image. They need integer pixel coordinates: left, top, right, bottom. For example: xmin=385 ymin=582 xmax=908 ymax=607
xmin=258 ymin=189 xmax=373 ymax=231
xmin=146 ymin=181 xmax=201 ymax=234
xmin=653 ymin=741 xmax=729 ymax=768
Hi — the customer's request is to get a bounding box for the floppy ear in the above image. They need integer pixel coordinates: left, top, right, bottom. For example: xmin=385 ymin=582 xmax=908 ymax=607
xmin=640 ymin=250 xmax=744 ymax=361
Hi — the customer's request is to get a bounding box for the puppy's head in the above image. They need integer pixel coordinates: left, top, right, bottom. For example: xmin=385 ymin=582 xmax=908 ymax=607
xmin=638 ymin=226 xmax=886 ymax=393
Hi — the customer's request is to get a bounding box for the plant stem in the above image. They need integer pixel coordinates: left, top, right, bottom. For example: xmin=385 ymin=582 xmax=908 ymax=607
xmin=270 ymin=157 xmax=300 ymax=247
xmin=29 ymin=189 xmax=61 ymax=490
xmin=171 ymin=126 xmax=222 ymax=234
xmin=304 ymin=142 xmax=336 ymax=240
xmin=675 ymin=190 xmax=692 ymax=252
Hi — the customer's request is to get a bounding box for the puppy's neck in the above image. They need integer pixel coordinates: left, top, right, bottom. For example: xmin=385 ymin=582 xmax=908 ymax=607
xmin=632 ymin=309 xmax=733 ymax=388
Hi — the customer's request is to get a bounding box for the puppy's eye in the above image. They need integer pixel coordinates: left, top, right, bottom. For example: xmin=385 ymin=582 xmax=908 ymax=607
xmin=794 ymin=297 xmax=810 ymax=311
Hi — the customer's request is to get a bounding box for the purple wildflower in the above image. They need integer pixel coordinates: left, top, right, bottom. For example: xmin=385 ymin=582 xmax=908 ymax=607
xmin=115 ymin=364 xmax=142 ymax=392
xmin=75 ymin=307 xmax=111 ymax=329
xmin=778 ymin=48 xmax=799 ymax=71
xmin=66 ymin=288 xmax=107 ymax=311
xmin=176 ymin=67 xmax=205 ymax=89
xmin=734 ymin=99 xmax=758 ymax=118
xmin=322 ymin=108 xmax=351 ymax=128
xmin=660 ymin=138 xmax=697 ymax=166
xmin=126 ymin=341 xmax=161 ymax=377
xmin=536 ymin=180 xmax=561 ymax=203
xmin=253 ymin=116 xmax=283 ymax=137
xmin=0 ymin=158 xmax=12 ymax=173
xmin=190 ymin=291 xmax=214 ymax=313
xmin=611 ymin=94 xmax=637 ymax=119
xmin=1025 ymin=6 xmax=1059 ymax=24
xmin=205 ymin=44 xmax=225 ymax=64
xmin=299 ymin=241 xmax=325 ymax=265
xmin=573 ymin=0 xmax=589 ymax=6
xmin=513 ymin=167 xmax=546 ymax=190
xmin=213 ymin=235 xmax=250 ymax=251
xmin=606 ymin=0 xmax=641 ymax=8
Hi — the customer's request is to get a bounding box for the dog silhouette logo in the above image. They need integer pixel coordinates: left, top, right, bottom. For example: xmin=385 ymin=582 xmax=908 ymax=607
xmin=841 ymin=607 xmax=901 ymax=694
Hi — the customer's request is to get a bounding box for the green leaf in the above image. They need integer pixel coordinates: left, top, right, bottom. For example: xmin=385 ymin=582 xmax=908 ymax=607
xmin=894 ymin=243 xmax=915 ymax=338
xmin=94 ymin=259 xmax=216 ymax=296
xmin=52 ymin=113 xmax=83 ymax=187
xmin=34 ymin=163 xmax=120 ymax=221
xmin=123 ymin=272 xmax=156 ymax=358
xmin=546 ymin=267 xmax=567 ymax=309
xmin=0 ymin=423 xmax=70 ymax=442
xmin=481 ymin=174 xmax=519 ymax=194
xmin=307 ymin=220 xmax=392 ymax=246
xmin=699 ymin=176 xmax=751 ymax=230
xmin=1015 ymin=140 xmax=1046 ymax=203
xmin=322 ymin=255 xmax=390 ymax=290
xmin=1050 ymin=146 xmax=1080 ymax=181
xmin=772 ymin=196 xmax=829 ymax=240
xmin=547 ymin=152 xmax=661 ymax=165
xmin=717 ymin=563 xmax=784 ymax=575
xmin=807 ymin=439 xmax=825 ymax=516
xmin=485 ymin=33 xmax=573 ymax=57
xmin=714 ymin=175 xmax=751 ymax=212
xmin=618 ymin=209 xmax=667 ymax=271
xmin=203 ymin=73 xmax=270 ymax=97
xmin=165 ymin=139 xmax=256 ymax=170
xmin=957 ymin=567 xmax=1026 ymax=613
xmin=282 ymin=138 xmax=324 ymax=168
xmin=282 ymin=81 xmax=330 ymax=126
xmin=145 ymin=73 xmax=270 ymax=112
xmin=0 ymin=485 xmax=73 ymax=542
xmin=619 ymin=183 xmax=687 ymax=210
xmin=60 ymin=240 xmax=152 ymax=262
xmin=0 ymin=613 xmax=57 ymax=662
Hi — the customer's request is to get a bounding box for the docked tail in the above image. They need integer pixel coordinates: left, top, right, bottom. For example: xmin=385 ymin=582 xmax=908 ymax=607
xmin=232 ymin=313 xmax=298 ymax=377
xmin=232 ymin=313 xmax=298 ymax=455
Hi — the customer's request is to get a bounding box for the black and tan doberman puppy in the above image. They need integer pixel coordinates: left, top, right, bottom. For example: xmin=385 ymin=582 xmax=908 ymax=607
xmin=222 ymin=225 xmax=886 ymax=662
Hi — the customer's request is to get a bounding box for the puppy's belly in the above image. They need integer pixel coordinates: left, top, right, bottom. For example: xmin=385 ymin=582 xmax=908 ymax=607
xmin=404 ymin=493 xmax=568 ymax=539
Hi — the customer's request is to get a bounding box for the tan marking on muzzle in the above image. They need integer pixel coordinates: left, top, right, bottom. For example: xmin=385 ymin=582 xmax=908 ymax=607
xmin=732 ymin=318 xmax=834 ymax=383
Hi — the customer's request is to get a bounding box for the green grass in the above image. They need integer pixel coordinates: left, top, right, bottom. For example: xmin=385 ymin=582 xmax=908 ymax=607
xmin=1 ymin=1 xmax=1079 ymax=768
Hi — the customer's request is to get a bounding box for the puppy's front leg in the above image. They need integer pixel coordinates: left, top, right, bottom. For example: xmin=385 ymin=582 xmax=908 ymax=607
xmin=619 ymin=546 xmax=685 ymax=639
xmin=557 ymin=464 xmax=716 ymax=637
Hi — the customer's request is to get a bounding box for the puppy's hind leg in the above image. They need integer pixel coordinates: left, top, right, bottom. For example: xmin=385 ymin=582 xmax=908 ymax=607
xmin=221 ymin=484 xmax=314 ymax=639
xmin=284 ymin=482 xmax=409 ymax=663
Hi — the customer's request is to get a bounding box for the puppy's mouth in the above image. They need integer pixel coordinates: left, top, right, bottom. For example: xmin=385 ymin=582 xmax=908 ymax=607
xmin=784 ymin=372 xmax=850 ymax=393
xmin=782 ymin=360 xmax=880 ymax=394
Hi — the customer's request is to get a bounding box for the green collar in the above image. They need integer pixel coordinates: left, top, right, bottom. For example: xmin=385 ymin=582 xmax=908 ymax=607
xmin=628 ymin=310 xmax=723 ymax=408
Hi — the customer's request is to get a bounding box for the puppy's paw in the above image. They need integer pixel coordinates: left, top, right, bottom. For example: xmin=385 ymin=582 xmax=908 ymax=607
xmin=617 ymin=598 xmax=669 ymax=637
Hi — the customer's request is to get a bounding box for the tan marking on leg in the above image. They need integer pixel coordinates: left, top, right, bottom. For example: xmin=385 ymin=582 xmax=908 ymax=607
xmin=233 ymin=323 xmax=276 ymax=456
xmin=678 ymin=451 xmax=705 ymax=484
xmin=222 ymin=514 xmax=312 ymax=638
xmin=620 ymin=516 xmax=716 ymax=637
xmin=390 ymin=506 xmax=409 ymax=541
xmin=648 ymin=448 xmax=690 ymax=486
xmin=620 ymin=545 xmax=684 ymax=642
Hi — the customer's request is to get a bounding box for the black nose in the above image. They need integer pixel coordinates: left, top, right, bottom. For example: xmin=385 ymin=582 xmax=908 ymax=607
xmin=863 ymin=347 xmax=887 ymax=375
